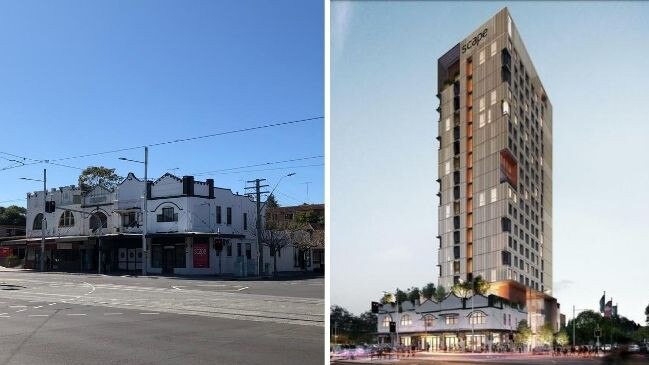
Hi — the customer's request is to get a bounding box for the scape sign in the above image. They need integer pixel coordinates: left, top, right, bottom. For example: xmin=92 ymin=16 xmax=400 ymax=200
xmin=462 ymin=28 xmax=488 ymax=54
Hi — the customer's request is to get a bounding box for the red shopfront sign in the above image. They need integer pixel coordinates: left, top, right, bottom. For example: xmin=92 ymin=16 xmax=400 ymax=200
xmin=0 ymin=247 xmax=11 ymax=257
xmin=193 ymin=243 xmax=209 ymax=268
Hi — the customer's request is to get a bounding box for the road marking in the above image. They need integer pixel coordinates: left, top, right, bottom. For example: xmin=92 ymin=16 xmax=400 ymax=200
xmin=15 ymin=309 xmax=28 ymax=312
xmin=34 ymin=306 xmax=43 ymax=309
xmin=171 ymin=286 xmax=183 ymax=290
xmin=104 ymin=313 xmax=122 ymax=316
xmin=236 ymin=287 xmax=249 ymax=291
xmin=66 ymin=313 xmax=87 ymax=316
xmin=0 ymin=313 xmax=7 ymax=316
xmin=28 ymin=314 xmax=49 ymax=317
xmin=140 ymin=312 xmax=159 ymax=315
xmin=48 ymin=303 xmax=57 ymax=306
xmin=0 ymin=315 xmax=10 ymax=318
xmin=9 ymin=305 xmax=27 ymax=308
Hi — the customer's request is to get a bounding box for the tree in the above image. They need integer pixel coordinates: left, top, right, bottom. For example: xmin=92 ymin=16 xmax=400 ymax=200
xmin=380 ymin=292 xmax=394 ymax=304
xmin=646 ymin=304 xmax=649 ymax=325
xmin=258 ymin=222 xmax=291 ymax=277
xmin=296 ymin=210 xmax=324 ymax=225
xmin=452 ymin=281 xmax=472 ymax=298
xmin=472 ymin=276 xmax=490 ymax=295
xmin=330 ymin=305 xmax=377 ymax=345
xmin=78 ymin=166 xmax=122 ymax=192
xmin=433 ymin=286 xmax=448 ymax=301
xmin=556 ymin=329 xmax=569 ymax=347
xmin=0 ymin=205 xmax=26 ymax=226
xmin=290 ymin=226 xmax=324 ymax=270
xmin=394 ymin=288 xmax=408 ymax=305
xmin=421 ymin=283 xmax=436 ymax=301
xmin=514 ymin=320 xmax=532 ymax=349
xmin=407 ymin=287 xmax=421 ymax=304
xmin=538 ymin=322 xmax=555 ymax=346
xmin=265 ymin=194 xmax=279 ymax=209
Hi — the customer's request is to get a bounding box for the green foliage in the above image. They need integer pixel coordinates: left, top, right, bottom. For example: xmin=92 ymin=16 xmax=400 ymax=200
xmin=433 ymin=286 xmax=448 ymax=301
xmin=451 ymin=281 xmax=472 ymax=298
xmin=566 ymin=310 xmax=642 ymax=345
xmin=407 ymin=287 xmax=421 ymax=304
xmin=380 ymin=292 xmax=394 ymax=304
xmin=514 ymin=320 xmax=532 ymax=347
xmin=556 ymin=329 xmax=569 ymax=346
xmin=78 ymin=166 xmax=122 ymax=192
xmin=421 ymin=283 xmax=436 ymax=300
xmin=330 ymin=305 xmax=377 ymax=344
xmin=265 ymin=194 xmax=279 ymax=209
xmin=0 ymin=205 xmax=26 ymax=226
xmin=472 ymin=276 xmax=490 ymax=295
xmin=538 ymin=322 xmax=555 ymax=345
xmin=394 ymin=288 xmax=408 ymax=305
xmin=295 ymin=210 xmax=324 ymax=225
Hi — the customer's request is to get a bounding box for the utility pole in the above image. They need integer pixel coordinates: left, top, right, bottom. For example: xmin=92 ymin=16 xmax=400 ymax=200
xmin=142 ymin=146 xmax=148 ymax=276
xmin=41 ymin=168 xmax=46 ymax=272
xmin=246 ymin=179 xmax=268 ymax=277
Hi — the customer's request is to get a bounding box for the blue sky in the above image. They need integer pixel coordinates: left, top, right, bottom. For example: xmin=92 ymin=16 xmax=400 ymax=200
xmin=331 ymin=2 xmax=649 ymax=324
xmin=0 ymin=0 xmax=323 ymax=206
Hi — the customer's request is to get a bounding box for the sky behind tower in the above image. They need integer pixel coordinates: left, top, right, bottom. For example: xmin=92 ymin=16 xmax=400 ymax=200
xmin=331 ymin=1 xmax=649 ymax=324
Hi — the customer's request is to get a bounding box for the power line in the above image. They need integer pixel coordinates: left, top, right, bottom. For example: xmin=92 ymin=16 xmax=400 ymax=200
xmin=191 ymin=155 xmax=323 ymax=176
xmin=212 ymin=163 xmax=323 ymax=176
xmin=48 ymin=116 xmax=323 ymax=162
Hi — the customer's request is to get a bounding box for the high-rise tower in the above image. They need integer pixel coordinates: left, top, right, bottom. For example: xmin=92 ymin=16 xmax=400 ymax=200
xmin=436 ymin=8 xmax=553 ymax=309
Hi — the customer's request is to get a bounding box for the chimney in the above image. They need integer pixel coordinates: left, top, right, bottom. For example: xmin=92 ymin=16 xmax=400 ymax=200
xmin=206 ymin=179 xmax=214 ymax=199
xmin=182 ymin=176 xmax=195 ymax=196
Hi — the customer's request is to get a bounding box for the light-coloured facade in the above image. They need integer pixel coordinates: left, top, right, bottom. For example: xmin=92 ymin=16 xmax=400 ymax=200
xmin=376 ymin=293 xmax=527 ymax=351
xmin=436 ymin=7 xmax=557 ymax=342
xmin=12 ymin=172 xmax=316 ymax=275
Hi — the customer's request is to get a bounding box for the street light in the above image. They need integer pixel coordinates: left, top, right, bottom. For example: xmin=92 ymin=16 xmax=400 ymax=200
xmin=19 ymin=169 xmax=46 ymax=272
xmin=119 ymin=146 xmax=148 ymax=276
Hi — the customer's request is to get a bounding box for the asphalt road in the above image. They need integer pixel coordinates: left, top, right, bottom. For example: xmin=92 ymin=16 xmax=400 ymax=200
xmin=0 ymin=271 xmax=324 ymax=364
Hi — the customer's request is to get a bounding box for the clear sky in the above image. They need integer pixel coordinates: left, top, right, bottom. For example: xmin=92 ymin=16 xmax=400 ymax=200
xmin=331 ymin=1 xmax=649 ymax=324
xmin=0 ymin=0 xmax=323 ymax=207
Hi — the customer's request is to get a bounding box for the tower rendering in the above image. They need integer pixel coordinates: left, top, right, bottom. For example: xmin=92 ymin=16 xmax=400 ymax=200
xmin=436 ymin=8 xmax=554 ymax=321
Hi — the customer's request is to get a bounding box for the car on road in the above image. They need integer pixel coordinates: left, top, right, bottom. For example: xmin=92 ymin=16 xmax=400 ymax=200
xmin=628 ymin=344 xmax=640 ymax=352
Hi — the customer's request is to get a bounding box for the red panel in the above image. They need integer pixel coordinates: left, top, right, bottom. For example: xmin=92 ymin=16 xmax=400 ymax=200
xmin=193 ymin=243 xmax=209 ymax=268
xmin=500 ymin=149 xmax=518 ymax=188
xmin=0 ymin=247 xmax=11 ymax=257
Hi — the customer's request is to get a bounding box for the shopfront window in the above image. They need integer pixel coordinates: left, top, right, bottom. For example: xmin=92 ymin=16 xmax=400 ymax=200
xmin=151 ymin=245 xmax=162 ymax=268
xmin=174 ymin=244 xmax=186 ymax=268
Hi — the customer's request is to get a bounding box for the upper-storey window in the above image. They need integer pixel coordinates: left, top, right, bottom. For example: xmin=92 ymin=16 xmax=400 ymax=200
xmin=382 ymin=316 xmax=391 ymax=327
xmin=216 ymin=206 xmax=222 ymax=224
xmin=479 ymin=50 xmax=485 ymax=65
xmin=424 ymin=315 xmax=434 ymax=327
xmin=479 ymin=97 xmax=485 ymax=112
xmin=490 ymin=41 xmax=497 ymax=57
xmin=490 ymin=90 xmax=497 ymax=105
xmin=58 ymin=211 xmax=75 ymax=227
xmin=157 ymin=207 xmax=178 ymax=222
xmin=469 ymin=311 xmax=487 ymax=325
xmin=507 ymin=16 xmax=512 ymax=37
xmin=33 ymin=213 xmax=43 ymax=230
xmin=400 ymin=314 xmax=412 ymax=326
xmin=445 ymin=315 xmax=458 ymax=325
xmin=227 ymin=207 xmax=232 ymax=225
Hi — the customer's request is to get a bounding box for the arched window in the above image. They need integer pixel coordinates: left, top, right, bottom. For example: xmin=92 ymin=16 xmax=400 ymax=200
xmin=157 ymin=207 xmax=178 ymax=222
xmin=382 ymin=316 xmax=391 ymax=328
xmin=89 ymin=212 xmax=108 ymax=230
xmin=469 ymin=311 xmax=487 ymax=325
xmin=59 ymin=211 xmax=75 ymax=227
xmin=424 ymin=315 xmax=434 ymax=327
xmin=400 ymin=314 xmax=412 ymax=326
xmin=33 ymin=213 xmax=43 ymax=230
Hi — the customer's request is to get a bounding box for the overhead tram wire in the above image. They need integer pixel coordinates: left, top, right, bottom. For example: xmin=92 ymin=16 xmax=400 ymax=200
xmin=47 ymin=116 xmax=323 ymax=163
xmin=213 ymin=163 xmax=323 ymax=176
xmin=191 ymin=155 xmax=324 ymax=176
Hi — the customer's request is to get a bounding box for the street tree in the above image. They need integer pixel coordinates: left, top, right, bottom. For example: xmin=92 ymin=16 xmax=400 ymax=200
xmin=380 ymin=292 xmax=394 ymax=304
xmin=290 ymin=226 xmax=324 ymax=270
xmin=538 ymin=322 xmax=555 ymax=345
xmin=421 ymin=283 xmax=436 ymax=301
xmin=514 ymin=320 xmax=532 ymax=349
xmin=258 ymin=222 xmax=291 ymax=277
xmin=265 ymin=194 xmax=279 ymax=209
xmin=472 ymin=275 xmax=490 ymax=295
xmin=556 ymin=329 xmax=569 ymax=347
xmin=0 ymin=205 xmax=26 ymax=226
xmin=645 ymin=303 xmax=649 ymax=325
xmin=78 ymin=166 xmax=122 ymax=192
xmin=451 ymin=281 xmax=472 ymax=298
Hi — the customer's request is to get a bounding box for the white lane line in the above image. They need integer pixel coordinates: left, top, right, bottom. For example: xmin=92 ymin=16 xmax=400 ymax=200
xmin=48 ymin=303 xmax=57 ymax=306
xmin=171 ymin=286 xmax=183 ymax=290
xmin=66 ymin=313 xmax=87 ymax=316
xmin=236 ymin=286 xmax=249 ymax=291
xmin=28 ymin=314 xmax=49 ymax=317
xmin=104 ymin=313 xmax=123 ymax=316
xmin=9 ymin=305 xmax=27 ymax=308
xmin=139 ymin=312 xmax=159 ymax=315
xmin=34 ymin=306 xmax=44 ymax=309
xmin=0 ymin=316 xmax=10 ymax=318
xmin=0 ymin=313 xmax=7 ymax=316
xmin=15 ymin=309 xmax=28 ymax=313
